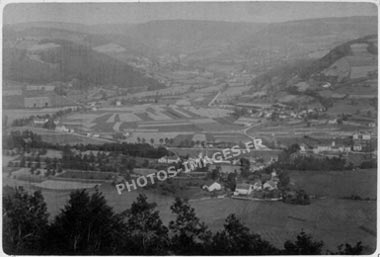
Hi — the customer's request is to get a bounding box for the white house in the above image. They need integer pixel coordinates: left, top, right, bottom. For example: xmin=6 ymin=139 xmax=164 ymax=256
xmin=202 ymin=182 xmax=222 ymax=192
xmin=253 ymin=180 xmax=262 ymax=191
xmin=263 ymin=180 xmax=278 ymax=191
xmin=321 ymin=82 xmax=331 ymax=88
xmin=55 ymin=125 xmax=69 ymax=133
xmin=33 ymin=118 xmax=48 ymax=126
xmin=234 ymin=183 xmax=253 ymax=196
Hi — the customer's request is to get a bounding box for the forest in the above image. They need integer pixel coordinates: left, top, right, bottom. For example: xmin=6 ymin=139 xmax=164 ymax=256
xmin=3 ymin=186 xmax=364 ymax=255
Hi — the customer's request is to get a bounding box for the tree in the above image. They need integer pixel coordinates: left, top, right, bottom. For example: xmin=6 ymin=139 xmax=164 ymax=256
xmin=142 ymin=159 xmax=150 ymax=168
xmin=283 ymin=231 xmax=324 ymax=255
xmin=122 ymin=194 xmax=169 ymax=255
xmin=209 ymin=168 xmax=220 ymax=180
xmin=211 ymin=214 xmax=278 ymax=255
xmin=240 ymin=157 xmax=250 ymax=178
xmin=225 ymin=172 xmax=237 ymax=191
xmin=169 ymin=198 xmax=212 ymax=254
xmin=332 ymin=242 xmax=363 ymax=255
xmin=3 ymin=186 xmax=49 ymax=254
xmin=278 ymin=171 xmax=290 ymax=189
xmin=46 ymin=190 xmax=126 ymax=254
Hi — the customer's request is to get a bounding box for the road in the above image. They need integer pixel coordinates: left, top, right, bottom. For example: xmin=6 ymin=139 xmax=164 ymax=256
xmin=208 ymin=91 xmax=221 ymax=107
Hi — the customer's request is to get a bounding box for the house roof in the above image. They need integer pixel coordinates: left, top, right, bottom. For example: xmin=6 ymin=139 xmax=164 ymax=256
xmin=209 ymin=182 xmax=221 ymax=187
xmin=264 ymin=180 xmax=277 ymax=187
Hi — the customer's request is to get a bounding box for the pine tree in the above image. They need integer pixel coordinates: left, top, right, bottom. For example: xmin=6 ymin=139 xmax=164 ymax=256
xmin=211 ymin=214 xmax=278 ymax=255
xmin=283 ymin=231 xmax=324 ymax=255
xmin=46 ymin=189 xmax=126 ymax=254
xmin=122 ymin=194 xmax=169 ymax=255
xmin=3 ymin=186 xmax=49 ymax=254
xmin=169 ymin=198 xmax=212 ymax=254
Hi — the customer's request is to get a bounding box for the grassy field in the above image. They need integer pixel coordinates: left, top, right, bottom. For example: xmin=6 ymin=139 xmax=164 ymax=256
xmin=40 ymin=133 xmax=110 ymax=145
xmin=288 ymin=169 xmax=377 ymax=199
xmin=56 ymin=170 xmax=118 ymax=180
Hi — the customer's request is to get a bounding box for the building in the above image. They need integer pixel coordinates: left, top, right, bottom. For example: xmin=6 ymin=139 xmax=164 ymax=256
xmin=55 ymin=125 xmax=70 ymax=133
xmin=33 ymin=118 xmax=48 ymax=126
xmin=353 ymin=132 xmax=372 ymax=152
xmin=158 ymin=156 xmax=181 ymax=164
xmin=234 ymin=183 xmax=253 ymax=196
xmin=263 ymin=180 xmax=278 ymax=191
xmin=253 ymin=180 xmax=263 ymax=191
xmin=313 ymin=140 xmax=351 ymax=154
xmin=202 ymin=182 xmax=222 ymax=192
xmin=24 ymin=97 xmax=51 ymax=108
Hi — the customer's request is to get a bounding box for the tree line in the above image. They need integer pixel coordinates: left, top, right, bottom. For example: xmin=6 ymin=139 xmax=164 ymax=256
xmin=3 ymin=186 xmax=364 ymax=255
xmin=4 ymin=130 xmax=171 ymax=159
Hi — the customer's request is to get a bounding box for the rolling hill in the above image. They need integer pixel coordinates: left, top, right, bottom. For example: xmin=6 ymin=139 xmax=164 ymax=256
xmin=3 ymin=16 xmax=377 ymax=89
xmin=245 ymin=34 xmax=377 ymax=109
xmin=3 ymin=38 xmax=163 ymax=90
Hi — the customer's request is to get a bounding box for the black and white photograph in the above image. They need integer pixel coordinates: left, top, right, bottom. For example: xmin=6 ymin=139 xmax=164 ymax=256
xmin=2 ymin=1 xmax=378 ymax=255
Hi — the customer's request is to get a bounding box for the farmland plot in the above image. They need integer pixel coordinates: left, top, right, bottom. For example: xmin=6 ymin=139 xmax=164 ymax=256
xmin=350 ymin=66 xmax=377 ymax=79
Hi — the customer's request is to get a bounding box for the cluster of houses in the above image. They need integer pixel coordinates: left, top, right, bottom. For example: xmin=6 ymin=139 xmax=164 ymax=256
xmin=297 ymin=132 xmax=374 ymax=154
xmin=201 ymin=170 xmax=281 ymax=199
xmin=235 ymin=101 xmax=327 ymax=123
xmin=234 ymin=170 xmax=279 ymax=196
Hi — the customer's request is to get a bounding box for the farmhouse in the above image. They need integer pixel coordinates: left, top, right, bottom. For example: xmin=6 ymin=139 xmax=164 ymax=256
xmin=55 ymin=125 xmax=69 ymax=133
xmin=202 ymin=182 xmax=222 ymax=192
xmin=263 ymin=180 xmax=278 ymax=191
xmin=33 ymin=118 xmax=48 ymax=126
xmin=253 ymin=180 xmax=263 ymax=191
xmin=234 ymin=183 xmax=253 ymax=196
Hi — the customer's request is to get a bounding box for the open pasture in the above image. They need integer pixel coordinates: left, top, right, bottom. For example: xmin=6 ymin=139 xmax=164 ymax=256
xmin=350 ymin=66 xmax=377 ymax=79
xmin=56 ymin=170 xmax=118 ymax=180
xmin=346 ymin=55 xmax=377 ymax=66
xmin=33 ymin=180 xmax=100 ymax=190
xmin=184 ymin=106 xmax=232 ymax=118
xmin=288 ymin=169 xmax=377 ymax=199
xmin=41 ymin=132 xmax=111 ymax=145
xmin=63 ymin=112 xmax=107 ymax=129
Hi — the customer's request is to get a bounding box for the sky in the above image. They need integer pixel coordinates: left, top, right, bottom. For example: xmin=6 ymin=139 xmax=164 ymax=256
xmin=3 ymin=1 xmax=378 ymax=25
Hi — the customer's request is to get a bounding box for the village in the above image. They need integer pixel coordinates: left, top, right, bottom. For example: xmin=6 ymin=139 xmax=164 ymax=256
xmin=2 ymin=8 xmax=378 ymax=254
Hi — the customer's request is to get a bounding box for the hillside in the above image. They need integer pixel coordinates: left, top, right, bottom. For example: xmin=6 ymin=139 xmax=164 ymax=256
xmin=237 ymin=16 xmax=378 ymax=57
xmin=245 ymin=34 xmax=377 ymax=110
xmin=3 ymin=16 xmax=377 ymax=90
xmin=3 ymin=39 xmax=163 ymax=90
